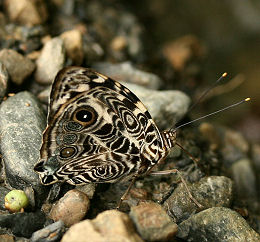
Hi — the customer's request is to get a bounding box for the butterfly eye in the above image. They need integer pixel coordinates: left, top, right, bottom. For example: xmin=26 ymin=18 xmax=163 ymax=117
xmin=74 ymin=107 xmax=97 ymax=125
xmin=59 ymin=146 xmax=77 ymax=158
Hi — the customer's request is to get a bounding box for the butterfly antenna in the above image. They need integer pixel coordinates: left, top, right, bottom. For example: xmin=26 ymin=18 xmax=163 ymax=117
xmin=187 ymin=72 xmax=227 ymax=114
xmin=170 ymin=98 xmax=251 ymax=132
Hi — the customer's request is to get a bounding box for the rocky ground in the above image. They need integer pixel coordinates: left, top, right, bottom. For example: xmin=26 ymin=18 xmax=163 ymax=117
xmin=0 ymin=1 xmax=259 ymax=241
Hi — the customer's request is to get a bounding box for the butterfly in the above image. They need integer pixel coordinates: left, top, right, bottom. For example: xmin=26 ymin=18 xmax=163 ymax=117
xmin=34 ymin=66 xmax=178 ymax=204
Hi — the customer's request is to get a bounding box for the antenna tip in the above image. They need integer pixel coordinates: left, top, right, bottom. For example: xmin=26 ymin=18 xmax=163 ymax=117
xmin=245 ymin=97 xmax=251 ymax=102
xmin=222 ymin=72 xmax=227 ymax=77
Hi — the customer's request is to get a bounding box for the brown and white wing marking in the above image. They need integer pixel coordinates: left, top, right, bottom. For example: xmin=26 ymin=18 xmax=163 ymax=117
xmin=34 ymin=66 xmax=167 ymax=185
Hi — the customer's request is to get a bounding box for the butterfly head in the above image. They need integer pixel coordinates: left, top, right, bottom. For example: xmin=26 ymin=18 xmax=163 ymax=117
xmin=162 ymin=130 xmax=177 ymax=150
xmin=34 ymin=156 xmax=61 ymax=185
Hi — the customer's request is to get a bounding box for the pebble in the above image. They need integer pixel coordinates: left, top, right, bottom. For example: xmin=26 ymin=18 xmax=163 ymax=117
xmin=231 ymin=158 xmax=258 ymax=202
xmin=0 ymin=49 xmax=35 ymax=85
xmin=0 ymin=91 xmax=47 ymax=199
xmin=0 ymin=211 xmax=46 ymax=238
xmin=49 ymin=189 xmax=90 ymax=227
xmin=124 ymin=83 xmax=190 ymax=130
xmin=93 ymin=62 xmax=163 ymax=89
xmin=177 ymin=207 xmax=260 ymax=241
xmin=61 ymin=210 xmax=143 ymax=242
xmin=35 ymin=37 xmax=65 ymax=84
xmin=221 ymin=128 xmax=249 ymax=165
xmin=30 ymin=220 xmax=65 ymax=242
xmin=0 ymin=234 xmax=15 ymax=242
xmin=60 ymin=29 xmax=84 ymax=65
xmin=129 ymin=202 xmax=178 ymax=241
xmin=4 ymin=0 xmax=48 ymax=26
xmin=0 ymin=62 xmax=8 ymax=99
xmin=164 ymin=176 xmax=233 ymax=223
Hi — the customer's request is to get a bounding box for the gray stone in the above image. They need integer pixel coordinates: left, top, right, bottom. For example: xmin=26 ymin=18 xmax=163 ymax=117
xmin=231 ymin=158 xmax=258 ymax=202
xmin=177 ymin=207 xmax=260 ymax=242
xmin=0 ymin=211 xmax=46 ymax=238
xmin=0 ymin=62 xmax=8 ymax=99
xmin=0 ymin=49 xmax=35 ymax=85
xmin=93 ymin=62 xmax=163 ymax=89
xmin=35 ymin=38 xmax=65 ymax=84
xmin=30 ymin=220 xmax=65 ymax=242
xmin=124 ymin=83 xmax=190 ymax=130
xmin=0 ymin=186 xmax=11 ymax=210
xmin=0 ymin=91 xmax=47 ymax=198
xmin=164 ymin=176 xmax=233 ymax=223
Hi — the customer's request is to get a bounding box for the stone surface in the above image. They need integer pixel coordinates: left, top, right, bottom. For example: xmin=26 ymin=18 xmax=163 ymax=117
xmin=0 ymin=49 xmax=35 ymax=85
xmin=164 ymin=176 xmax=233 ymax=223
xmin=61 ymin=210 xmax=143 ymax=242
xmin=0 ymin=186 xmax=11 ymax=210
xmin=231 ymin=158 xmax=258 ymax=202
xmin=0 ymin=62 xmax=8 ymax=99
xmin=35 ymin=37 xmax=65 ymax=84
xmin=177 ymin=207 xmax=260 ymax=242
xmin=0 ymin=92 xmax=47 ymax=198
xmin=4 ymin=0 xmax=48 ymax=25
xmin=129 ymin=202 xmax=178 ymax=241
xmin=0 ymin=211 xmax=46 ymax=238
xmin=30 ymin=220 xmax=65 ymax=242
xmin=49 ymin=189 xmax=90 ymax=227
xmin=0 ymin=234 xmax=15 ymax=242
xmin=60 ymin=29 xmax=84 ymax=65
xmin=93 ymin=62 xmax=162 ymax=89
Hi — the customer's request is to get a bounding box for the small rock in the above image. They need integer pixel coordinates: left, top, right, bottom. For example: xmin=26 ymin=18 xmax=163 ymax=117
xmin=0 ymin=234 xmax=15 ymax=242
xmin=75 ymin=184 xmax=96 ymax=199
xmin=124 ymin=83 xmax=190 ymax=130
xmin=61 ymin=210 xmax=143 ymax=242
xmin=30 ymin=220 xmax=65 ymax=242
xmin=4 ymin=0 xmax=48 ymax=25
xmin=164 ymin=176 xmax=233 ymax=223
xmin=177 ymin=207 xmax=260 ymax=242
xmin=130 ymin=202 xmax=178 ymax=241
xmin=0 ymin=49 xmax=35 ymax=85
xmin=49 ymin=189 xmax=90 ymax=227
xmin=60 ymin=29 xmax=84 ymax=65
xmin=221 ymin=129 xmax=249 ymax=165
xmin=0 ymin=62 xmax=8 ymax=99
xmin=92 ymin=62 xmax=163 ymax=89
xmin=163 ymin=35 xmax=205 ymax=71
xmin=0 ymin=91 xmax=47 ymax=199
xmin=35 ymin=37 xmax=65 ymax=84
xmin=0 ymin=211 xmax=46 ymax=238
xmin=231 ymin=158 xmax=258 ymax=202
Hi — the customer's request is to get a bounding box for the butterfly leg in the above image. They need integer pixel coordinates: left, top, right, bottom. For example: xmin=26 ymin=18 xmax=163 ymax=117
xmin=116 ymin=175 xmax=138 ymax=209
xmin=150 ymin=169 xmax=203 ymax=208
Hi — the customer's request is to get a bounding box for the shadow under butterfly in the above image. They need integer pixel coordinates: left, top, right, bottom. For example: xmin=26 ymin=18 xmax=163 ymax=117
xmin=34 ymin=66 xmax=249 ymax=208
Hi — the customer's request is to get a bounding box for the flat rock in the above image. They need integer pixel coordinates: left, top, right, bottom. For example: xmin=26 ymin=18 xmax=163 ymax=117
xmin=49 ymin=189 xmax=90 ymax=227
xmin=4 ymin=0 xmax=48 ymax=25
xmin=164 ymin=176 xmax=233 ymax=223
xmin=61 ymin=210 xmax=143 ymax=242
xmin=30 ymin=220 xmax=65 ymax=242
xmin=0 ymin=91 xmax=47 ymax=199
xmin=177 ymin=207 xmax=260 ymax=242
xmin=0 ymin=49 xmax=35 ymax=85
xmin=35 ymin=37 xmax=65 ymax=84
xmin=0 ymin=62 xmax=8 ymax=99
xmin=129 ymin=202 xmax=178 ymax=241
xmin=0 ymin=211 xmax=46 ymax=238
xmin=60 ymin=29 xmax=84 ymax=65
xmin=93 ymin=62 xmax=163 ymax=89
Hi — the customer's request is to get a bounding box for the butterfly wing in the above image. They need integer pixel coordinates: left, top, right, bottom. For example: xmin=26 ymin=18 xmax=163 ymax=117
xmin=34 ymin=66 xmax=167 ymax=185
